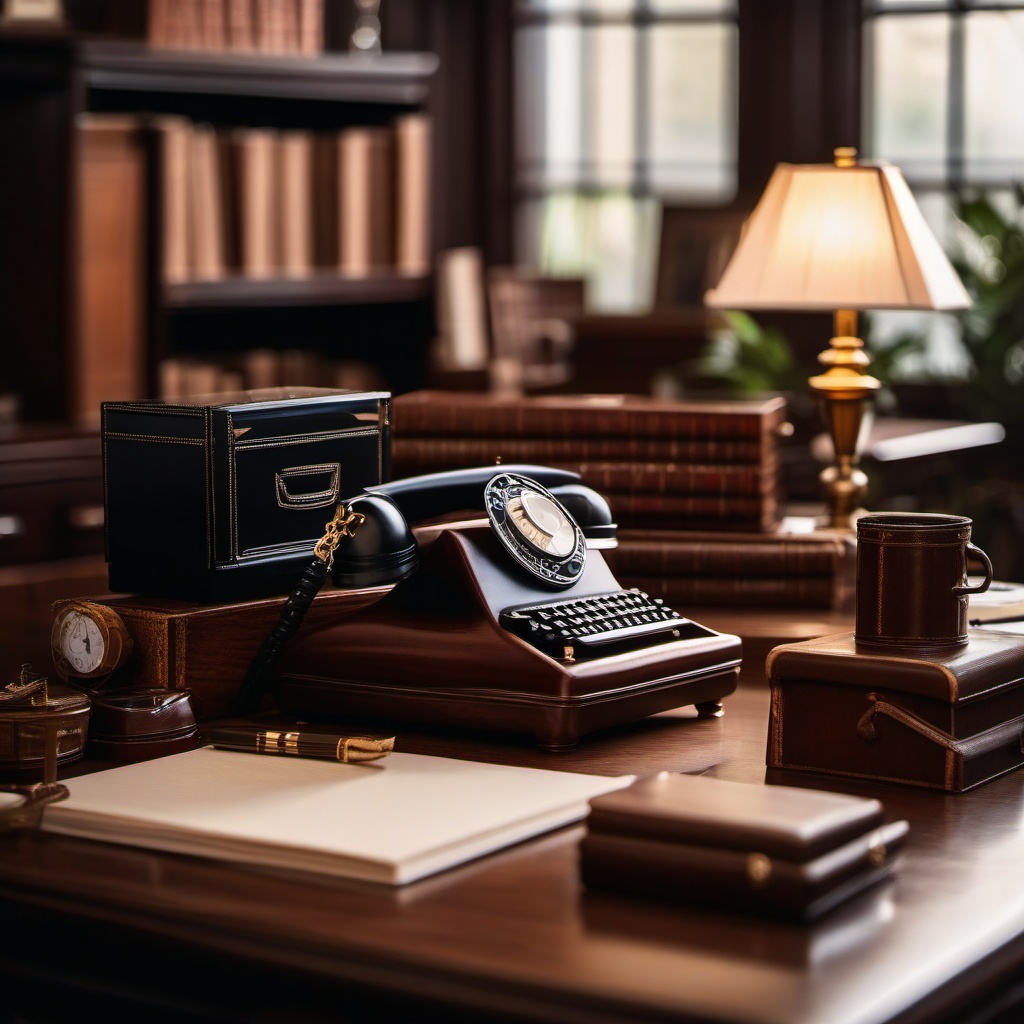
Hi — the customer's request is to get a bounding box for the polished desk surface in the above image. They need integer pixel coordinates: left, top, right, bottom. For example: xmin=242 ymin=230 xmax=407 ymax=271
xmin=5 ymin=649 xmax=1024 ymax=1024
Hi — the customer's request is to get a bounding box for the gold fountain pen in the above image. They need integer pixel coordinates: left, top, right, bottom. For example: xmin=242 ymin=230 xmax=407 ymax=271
xmin=208 ymin=726 xmax=394 ymax=764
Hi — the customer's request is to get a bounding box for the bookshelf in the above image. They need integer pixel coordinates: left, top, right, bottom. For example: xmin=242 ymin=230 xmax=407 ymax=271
xmin=0 ymin=31 xmax=440 ymax=426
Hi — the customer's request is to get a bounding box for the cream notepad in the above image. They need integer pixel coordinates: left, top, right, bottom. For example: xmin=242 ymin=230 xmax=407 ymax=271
xmin=40 ymin=747 xmax=633 ymax=884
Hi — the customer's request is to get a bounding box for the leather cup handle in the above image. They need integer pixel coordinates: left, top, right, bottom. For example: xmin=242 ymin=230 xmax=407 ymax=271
xmin=954 ymin=542 xmax=994 ymax=596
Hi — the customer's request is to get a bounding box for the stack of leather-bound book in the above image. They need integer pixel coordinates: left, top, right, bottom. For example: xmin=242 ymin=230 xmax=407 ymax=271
xmin=390 ymin=391 xmax=855 ymax=611
xmin=603 ymin=527 xmax=854 ymax=611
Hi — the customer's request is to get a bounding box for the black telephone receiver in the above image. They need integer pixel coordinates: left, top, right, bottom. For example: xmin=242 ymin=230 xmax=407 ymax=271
xmin=329 ymin=463 xmax=617 ymax=588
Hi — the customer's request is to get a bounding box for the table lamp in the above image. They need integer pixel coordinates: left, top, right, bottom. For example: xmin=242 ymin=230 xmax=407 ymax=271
xmin=705 ymin=148 xmax=971 ymax=529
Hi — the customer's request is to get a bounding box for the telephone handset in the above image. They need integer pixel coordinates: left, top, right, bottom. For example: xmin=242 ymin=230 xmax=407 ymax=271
xmin=365 ymin=463 xmax=616 ymax=545
xmin=235 ymin=464 xmax=743 ymax=750
xmin=328 ymin=463 xmax=616 ymax=588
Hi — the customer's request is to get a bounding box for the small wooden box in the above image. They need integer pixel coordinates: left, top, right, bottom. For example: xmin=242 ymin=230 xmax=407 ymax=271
xmin=766 ymin=630 xmax=1024 ymax=792
xmin=94 ymin=587 xmax=388 ymax=722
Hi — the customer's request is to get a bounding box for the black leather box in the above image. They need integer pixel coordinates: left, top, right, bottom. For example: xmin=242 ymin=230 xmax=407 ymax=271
xmin=102 ymin=388 xmax=390 ymax=601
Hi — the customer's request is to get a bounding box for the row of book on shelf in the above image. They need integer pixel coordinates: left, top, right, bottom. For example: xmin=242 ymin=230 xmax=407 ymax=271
xmin=390 ymin=390 xmax=855 ymax=611
xmin=145 ymin=112 xmax=431 ymax=283
xmin=108 ymin=0 xmax=325 ymax=54
xmin=157 ymin=350 xmax=384 ymax=400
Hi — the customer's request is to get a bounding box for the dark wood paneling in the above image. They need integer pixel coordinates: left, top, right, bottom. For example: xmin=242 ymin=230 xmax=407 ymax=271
xmin=384 ymin=0 xmax=514 ymax=264
xmin=0 ymin=82 xmax=75 ymax=422
xmin=736 ymin=0 xmax=863 ymax=201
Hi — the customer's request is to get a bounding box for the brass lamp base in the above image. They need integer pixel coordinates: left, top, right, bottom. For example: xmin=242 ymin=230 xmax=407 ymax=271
xmin=808 ymin=313 xmax=881 ymax=531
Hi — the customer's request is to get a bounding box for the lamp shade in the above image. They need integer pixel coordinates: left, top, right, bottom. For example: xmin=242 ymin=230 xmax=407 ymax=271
xmin=704 ymin=160 xmax=971 ymax=312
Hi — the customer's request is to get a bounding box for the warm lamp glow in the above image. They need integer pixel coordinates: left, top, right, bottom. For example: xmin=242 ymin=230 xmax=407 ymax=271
xmin=705 ymin=162 xmax=971 ymax=312
xmin=705 ymin=151 xmax=971 ymax=529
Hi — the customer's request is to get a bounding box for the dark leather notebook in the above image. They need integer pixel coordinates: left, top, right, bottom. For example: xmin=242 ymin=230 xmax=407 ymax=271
xmin=581 ymin=773 xmax=908 ymax=921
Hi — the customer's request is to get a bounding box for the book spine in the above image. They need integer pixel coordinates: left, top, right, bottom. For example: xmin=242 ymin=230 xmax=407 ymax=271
xmin=281 ymin=0 xmax=300 ymax=52
xmin=226 ymin=0 xmax=254 ymax=50
xmin=392 ymin=400 xmax=783 ymax=441
xmin=393 ymin=453 xmax=773 ymax=497
xmin=152 ymin=116 xmax=192 ymax=284
xmin=312 ymin=132 xmax=338 ymax=267
xmin=200 ymin=0 xmax=226 ymax=50
xmin=277 ymin=131 xmax=314 ymax=276
xmin=230 ymin=128 xmax=279 ymax=277
xmin=337 ymin=129 xmax=368 ymax=273
xmin=605 ymin=492 xmax=772 ymax=520
xmin=297 ymin=0 xmax=324 ymax=55
xmin=146 ymin=0 xmax=167 ymax=46
xmin=369 ymin=128 xmax=395 ymax=268
xmin=605 ymin=537 xmax=844 ymax=578
xmin=177 ymin=0 xmax=204 ymax=49
xmin=394 ymin=113 xmax=431 ymax=275
xmin=391 ymin=435 xmax=765 ymax=469
xmin=576 ymin=462 xmax=770 ymax=497
xmin=253 ymin=0 xmax=274 ymax=52
xmin=76 ymin=116 xmax=149 ymax=427
xmin=619 ymin=574 xmax=840 ymax=609
xmin=614 ymin=515 xmax=778 ymax=533
xmin=338 ymin=127 xmax=395 ymax=274
xmin=187 ymin=124 xmax=226 ymax=279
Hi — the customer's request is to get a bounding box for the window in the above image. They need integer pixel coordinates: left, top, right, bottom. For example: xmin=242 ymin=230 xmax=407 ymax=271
xmin=512 ymin=0 xmax=738 ymax=311
xmin=864 ymin=0 xmax=1024 ymax=378
xmin=865 ymin=0 xmax=1024 ymax=190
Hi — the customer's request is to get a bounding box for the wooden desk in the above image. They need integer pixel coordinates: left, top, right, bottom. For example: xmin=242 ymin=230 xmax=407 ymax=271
xmin=3 ymin=671 xmax=1024 ymax=1023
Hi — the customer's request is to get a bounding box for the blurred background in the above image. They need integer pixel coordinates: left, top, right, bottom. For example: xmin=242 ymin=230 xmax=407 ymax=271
xmin=0 ymin=0 xmax=1022 ymax=668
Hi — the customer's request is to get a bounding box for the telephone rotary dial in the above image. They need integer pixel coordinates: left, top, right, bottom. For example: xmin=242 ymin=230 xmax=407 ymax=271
xmin=485 ymin=472 xmax=587 ymax=589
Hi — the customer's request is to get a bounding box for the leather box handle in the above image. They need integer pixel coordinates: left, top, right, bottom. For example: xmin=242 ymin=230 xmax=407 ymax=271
xmin=857 ymin=693 xmax=960 ymax=751
xmin=275 ymin=463 xmax=341 ymax=510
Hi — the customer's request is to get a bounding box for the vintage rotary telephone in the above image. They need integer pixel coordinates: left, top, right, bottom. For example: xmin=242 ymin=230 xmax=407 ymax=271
xmin=234 ymin=464 xmax=742 ymax=750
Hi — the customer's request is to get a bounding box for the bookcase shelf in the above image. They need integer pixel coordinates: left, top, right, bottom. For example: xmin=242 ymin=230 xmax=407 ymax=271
xmin=81 ymin=41 xmax=439 ymax=104
xmin=0 ymin=34 xmax=439 ymax=103
xmin=165 ymin=272 xmax=433 ymax=309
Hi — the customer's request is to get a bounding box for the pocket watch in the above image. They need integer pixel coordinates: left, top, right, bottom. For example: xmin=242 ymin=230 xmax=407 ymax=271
xmin=485 ymin=472 xmax=586 ymax=589
xmin=51 ymin=600 xmax=134 ymax=684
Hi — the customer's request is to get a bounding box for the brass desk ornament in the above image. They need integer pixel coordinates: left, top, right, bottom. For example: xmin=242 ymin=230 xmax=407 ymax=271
xmin=0 ymin=664 xmax=89 ymax=781
xmin=0 ymin=665 xmax=83 ymax=830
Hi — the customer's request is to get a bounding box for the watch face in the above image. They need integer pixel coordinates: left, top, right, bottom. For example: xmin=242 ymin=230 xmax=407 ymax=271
xmin=56 ymin=608 xmax=106 ymax=676
xmin=486 ymin=472 xmax=586 ymax=589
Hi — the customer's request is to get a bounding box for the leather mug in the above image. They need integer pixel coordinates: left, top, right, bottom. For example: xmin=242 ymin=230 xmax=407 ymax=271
xmin=855 ymin=512 xmax=993 ymax=649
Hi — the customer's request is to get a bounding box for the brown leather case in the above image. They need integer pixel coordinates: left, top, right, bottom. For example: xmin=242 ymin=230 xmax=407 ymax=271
xmin=766 ymin=630 xmax=1024 ymax=792
xmin=580 ymin=773 xmax=908 ymax=921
